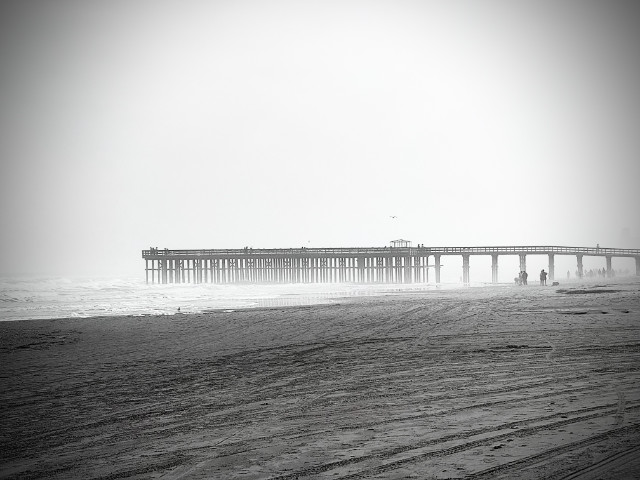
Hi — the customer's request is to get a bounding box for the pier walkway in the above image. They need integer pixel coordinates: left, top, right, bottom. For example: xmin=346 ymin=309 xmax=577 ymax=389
xmin=142 ymin=245 xmax=640 ymax=285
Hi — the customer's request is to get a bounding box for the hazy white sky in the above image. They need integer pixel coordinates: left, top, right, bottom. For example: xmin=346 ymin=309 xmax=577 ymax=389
xmin=1 ymin=0 xmax=639 ymax=277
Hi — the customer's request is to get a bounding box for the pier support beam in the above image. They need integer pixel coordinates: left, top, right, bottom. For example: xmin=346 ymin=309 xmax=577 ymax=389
xmin=425 ymin=255 xmax=429 ymax=283
xmin=434 ymin=254 xmax=441 ymax=284
xmin=491 ymin=254 xmax=499 ymax=284
xmin=519 ymin=254 xmax=527 ymax=274
xmin=462 ymin=254 xmax=470 ymax=285
xmin=606 ymin=256 xmax=612 ymax=278
xmin=404 ymin=256 xmax=412 ymax=284
xmin=357 ymin=257 xmax=365 ymax=283
xmin=548 ymin=254 xmax=555 ymax=282
xmin=577 ymin=254 xmax=584 ymax=279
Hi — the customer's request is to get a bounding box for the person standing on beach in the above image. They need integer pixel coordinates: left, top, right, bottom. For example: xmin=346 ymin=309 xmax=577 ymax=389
xmin=522 ymin=271 xmax=528 ymax=285
xmin=540 ymin=269 xmax=548 ymax=286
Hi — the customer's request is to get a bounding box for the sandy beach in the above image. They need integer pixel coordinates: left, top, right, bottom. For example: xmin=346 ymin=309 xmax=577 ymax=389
xmin=1 ymin=281 xmax=639 ymax=479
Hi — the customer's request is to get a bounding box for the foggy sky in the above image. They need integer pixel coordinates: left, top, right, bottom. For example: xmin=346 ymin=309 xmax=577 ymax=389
xmin=1 ymin=0 xmax=639 ymax=277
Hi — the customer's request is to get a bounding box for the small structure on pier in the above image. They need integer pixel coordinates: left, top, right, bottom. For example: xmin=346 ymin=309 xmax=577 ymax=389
xmin=390 ymin=239 xmax=412 ymax=248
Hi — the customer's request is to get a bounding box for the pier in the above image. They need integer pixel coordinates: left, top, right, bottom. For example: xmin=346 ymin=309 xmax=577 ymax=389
xmin=142 ymin=245 xmax=640 ymax=285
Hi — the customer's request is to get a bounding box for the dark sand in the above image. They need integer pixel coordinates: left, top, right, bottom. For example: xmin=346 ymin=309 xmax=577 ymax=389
xmin=1 ymin=282 xmax=640 ymax=479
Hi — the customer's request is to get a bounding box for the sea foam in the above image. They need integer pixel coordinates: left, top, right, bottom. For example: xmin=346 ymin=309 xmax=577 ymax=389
xmin=0 ymin=276 xmax=448 ymax=321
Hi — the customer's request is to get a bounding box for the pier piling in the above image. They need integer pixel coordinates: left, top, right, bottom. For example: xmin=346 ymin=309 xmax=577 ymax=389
xmin=519 ymin=254 xmax=527 ymax=274
xmin=577 ymin=254 xmax=584 ymax=278
xmin=434 ymin=254 xmax=442 ymax=284
xmin=491 ymin=254 xmax=499 ymax=284
xmin=462 ymin=254 xmax=470 ymax=285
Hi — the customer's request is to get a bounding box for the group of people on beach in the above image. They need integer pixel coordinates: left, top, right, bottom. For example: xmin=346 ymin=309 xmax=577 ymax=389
xmin=516 ymin=271 xmax=528 ymax=285
xmin=515 ymin=269 xmax=548 ymax=286
xmin=573 ymin=268 xmax=615 ymax=279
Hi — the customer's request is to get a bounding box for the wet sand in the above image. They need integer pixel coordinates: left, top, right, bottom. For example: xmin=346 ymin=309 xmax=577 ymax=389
xmin=1 ymin=281 xmax=640 ymax=479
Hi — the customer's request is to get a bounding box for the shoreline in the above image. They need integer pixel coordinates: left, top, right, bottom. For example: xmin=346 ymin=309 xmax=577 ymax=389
xmin=2 ymin=277 xmax=637 ymax=324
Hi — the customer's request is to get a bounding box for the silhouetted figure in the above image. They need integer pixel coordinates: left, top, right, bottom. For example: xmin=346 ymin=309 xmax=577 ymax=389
xmin=540 ymin=269 xmax=547 ymax=286
xmin=522 ymin=271 xmax=528 ymax=285
xmin=567 ymin=270 xmax=570 ymax=279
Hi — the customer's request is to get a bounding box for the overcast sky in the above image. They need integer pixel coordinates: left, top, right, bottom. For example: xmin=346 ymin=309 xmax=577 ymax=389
xmin=1 ymin=0 xmax=639 ymax=277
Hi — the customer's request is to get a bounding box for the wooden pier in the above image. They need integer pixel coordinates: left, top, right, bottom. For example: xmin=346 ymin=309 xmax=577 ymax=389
xmin=142 ymin=245 xmax=640 ymax=285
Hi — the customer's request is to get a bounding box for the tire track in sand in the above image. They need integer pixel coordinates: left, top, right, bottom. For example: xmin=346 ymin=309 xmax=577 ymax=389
xmin=264 ymin=403 xmax=640 ymax=479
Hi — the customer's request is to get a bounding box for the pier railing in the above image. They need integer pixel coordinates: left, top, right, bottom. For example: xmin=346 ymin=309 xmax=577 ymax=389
xmin=142 ymin=246 xmax=640 ymax=258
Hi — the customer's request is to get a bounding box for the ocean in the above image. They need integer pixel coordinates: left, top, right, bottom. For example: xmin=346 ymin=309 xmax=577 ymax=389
xmin=0 ymin=276 xmax=453 ymax=322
